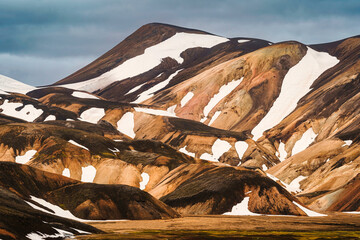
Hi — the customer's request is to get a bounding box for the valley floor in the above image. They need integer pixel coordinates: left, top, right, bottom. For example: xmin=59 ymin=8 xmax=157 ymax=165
xmin=75 ymin=214 xmax=360 ymax=239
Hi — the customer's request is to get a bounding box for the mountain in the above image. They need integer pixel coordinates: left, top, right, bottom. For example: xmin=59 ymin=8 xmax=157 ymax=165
xmin=53 ymin=23 xmax=271 ymax=100
xmin=0 ymin=23 xmax=360 ymax=238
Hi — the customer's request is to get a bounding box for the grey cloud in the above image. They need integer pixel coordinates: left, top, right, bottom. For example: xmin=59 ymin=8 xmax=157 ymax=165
xmin=0 ymin=0 xmax=359 ymax=85
xmin=0 ymin=53 xmax=93 ymax=86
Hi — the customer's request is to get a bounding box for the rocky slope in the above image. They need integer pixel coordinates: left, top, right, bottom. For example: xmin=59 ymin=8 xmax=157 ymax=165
xmin=0 ymin=161 xmax=179 ymax=239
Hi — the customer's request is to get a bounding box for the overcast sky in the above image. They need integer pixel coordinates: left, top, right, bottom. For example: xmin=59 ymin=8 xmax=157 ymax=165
xmin=1 ymin=0 xmax=359 ymax=86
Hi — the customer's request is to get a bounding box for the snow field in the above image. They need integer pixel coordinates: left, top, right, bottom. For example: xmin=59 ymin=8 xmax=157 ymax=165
xmin=60 ymin=32 xmax=228 ymax=92
xmin=235 ymin=141 xmax=248 ymax=166
xmin=26 ymin=228 xmax=74 ymax=240
xmin=0 ymin=89 xmax=8 ymax=95
xmin=237 ymin=39 xmax=250 ymax=44
xmin=166 ymin=105 xmax=177 ymax=116
xmin=126 ymin=83 xmax=146 ymax=95
xmin=44 ymin=115 xmax=56 ymax=121
xmin=278 ymin=141 xmax=287 ymax=161
xmin=0 ymin=74 xmax=36 ymax=94
xmin=81 ymin=165 xmax=96 ymax=182
xmin=292 ymin=128 xmax=317 ymax=155
xmin=0 ymin=100 xmax=43 ymax=122
xmin=134 ymin=107 xmax=177 ymax=117
xmin=62 ymin=168 xmax=70 ymax=177
xmin=179 ymin=146 xmax=196 ymax=158
xmin=25 ymin=195 xmax=84 ymax=221
xmin=223 ymin=197 xmax=259 ymax=216
xmin=266 ymin=173 xmax=303 ymax=194
xmin=133 ymin=69 xmax=181 ymax=103
xmin=262 ymin=164 xmax=268 ymax=171
xmin=342 ymin=140 xmax=352 ymax=147
xmin=79 ymin=107 xmax=105 ymax=124
xmin=15 ymin=150 xmax=37 ymax=164
xmin=208 ymin=111 xmax=221 ymax=126
xmin=201 ymin=78 xmax=243 ymax=123
xmin=288 ymin=175 xmax=307 ymax=193
xmin=223 ymin=196 xmax=325 ymax=216
xmin=72 ymin=91 xmax=99 ymax=99
xmin=200 ymin=139 xmax=232 ymax=162
xmin=180 ymin=92 xmax=194 ymax=107
xmin=293 ymin=201 xmax=326 ymax=217
xmin=117 ymin=112 xmax=136 ymax=138
xmin=251 ymin=47 xmax=339 ymax=140
xmin=140 ymin=172 xmax=150 ymax=190
xmin=68 ymin=140 xmax=89 ymax=151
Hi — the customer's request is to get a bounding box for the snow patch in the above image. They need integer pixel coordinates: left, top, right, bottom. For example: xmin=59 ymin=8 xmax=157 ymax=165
xmin=180 ymin=92 xmax=194 ymax=107
xmin=68 ymin=140 xmax=89 ymax=151
xmin=200 ymin=139 xmax=232 ymax=162
xmin=342 ymin=140 xmax=352 ymax=147
xmin=26 ymin=195 xmax=84 ymax=221
xmin=251 ymin=47 xmax=339 ymax=140
xmin=62 ymin=168 xmax=70 ymax=178
xmin=60 ymin=33 xmax=228 ymax=92
xmin=179 ymin=146 xmax=196 ymax=158
xmin=262 ymin=164 xmax=268 ymax=171
xmin=126 ymin=83 xmax=146 ymax=95
xmin=237 ymin=39 xmax=250 ymax=44
xmin=72 ymin=91 xmax=99 ymax=99
xmin=81 ymin=165 xmax=96 ymax=182
xmin=15 ymin=150 xmax=37 ymax=164
xmin=293 ymin=201 xmax=326 ymax=217
xmin=109 ymin=147 xmax=120 ymax=153
xmin=140 ymin=172 xmax=150 ymax=190
xmin=0 ymin=89 xmax=8 ymax=95
xmin=292 ymin=128 xmax=317 ymax=155
xmin=134 ymin=107 xmax=177 ymax=117
xmin=223 ymin=197 xmax=260 ymax=216
xmin=208 ymin=111 xmax=221 ymax=126
xmin=344 ymin=211 xmax=360 ymax=214
xmin=235 ymin=141 xmax=248 ymax=164
xmin=44 ymin=115 xmax=56 ymax=121
xmin=133 ymin=69 xmax=181 ymax=103
xmin=117 ymin=112 xmax=136 ymax=138
xmin=288 ymin=175 xmax=307 ymax=193
xmin=201 ymin=78 xmax=243 ymax=123
xmin=167 ymin=105 xmax=177 ymax=116
xmin=26 ymin=228 xmax=74 ymax=240
xmin=0 ymin=100 xmax=43 ymax=122
xmin=79 ymin=108 xmax=105 ymax=124
xmin=267 ymin=173 xmax=305 ymax=194
xmin=0 ymin=74 xmax=36 ymax=94
xmin=278 ymin=141 xmax=287 ymax=161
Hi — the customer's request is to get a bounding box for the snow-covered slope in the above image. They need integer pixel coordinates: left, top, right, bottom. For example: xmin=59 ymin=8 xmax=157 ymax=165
xmin=251 ymin=47 xmax=339 ymax=140
xmin=0 ymin=74 xmax=36 ymax=94
xmin=59 ymin=32 xmax=228 ymax=92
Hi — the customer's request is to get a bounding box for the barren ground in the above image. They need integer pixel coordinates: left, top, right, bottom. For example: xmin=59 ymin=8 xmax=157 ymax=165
xmin=74 ymin=214 xmax=360 ymax=239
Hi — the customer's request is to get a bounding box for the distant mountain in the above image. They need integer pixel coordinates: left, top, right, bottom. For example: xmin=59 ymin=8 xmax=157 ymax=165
xmin=1 ymin=23 xmax=360 ymax=238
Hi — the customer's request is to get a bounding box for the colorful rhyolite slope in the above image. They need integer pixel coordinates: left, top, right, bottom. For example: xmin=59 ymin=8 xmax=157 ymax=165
xmin=1 ymin=23 xmax=360 ymax=239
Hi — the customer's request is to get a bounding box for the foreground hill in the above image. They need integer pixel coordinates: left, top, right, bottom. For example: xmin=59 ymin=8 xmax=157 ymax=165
xmin=0 ymin=97 xmax=313 ymax=217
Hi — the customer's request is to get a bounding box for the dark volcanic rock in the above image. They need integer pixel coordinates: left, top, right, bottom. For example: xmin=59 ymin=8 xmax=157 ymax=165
xmin=0 ymin=162 xmax=180 ymax=222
